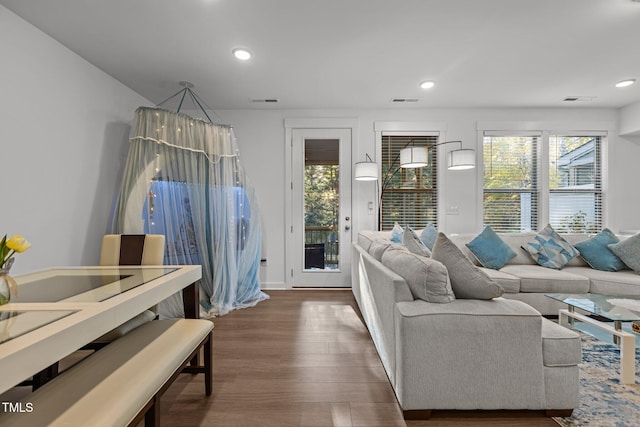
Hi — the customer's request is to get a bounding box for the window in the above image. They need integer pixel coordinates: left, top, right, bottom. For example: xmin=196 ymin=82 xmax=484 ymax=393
xmin=549 ymin=135 xmax=602 ymax=233
xmin=483 ymin=135 xmax=539 ymax=232
xmin=380 ymin=135 xmax=438 ymax=230
xmin=483 ymin=131 xmax=603 ymax=233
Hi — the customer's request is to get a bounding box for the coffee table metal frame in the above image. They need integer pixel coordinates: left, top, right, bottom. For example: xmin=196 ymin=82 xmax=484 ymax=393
xmin=559 ymin=307 xmax=636 ymax=384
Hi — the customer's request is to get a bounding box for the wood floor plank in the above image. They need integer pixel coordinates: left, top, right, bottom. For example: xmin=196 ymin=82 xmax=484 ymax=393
xmin=160 ymin=290 xmax=558 ymax=427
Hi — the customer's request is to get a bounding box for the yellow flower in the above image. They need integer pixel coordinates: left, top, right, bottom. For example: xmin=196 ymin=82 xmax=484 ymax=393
xmin=6 ymin=235 xmax=31 ymax=253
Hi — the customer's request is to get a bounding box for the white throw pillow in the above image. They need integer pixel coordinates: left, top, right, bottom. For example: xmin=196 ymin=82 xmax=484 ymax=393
xmin=403 ymin=226 xmax=431 ymax=257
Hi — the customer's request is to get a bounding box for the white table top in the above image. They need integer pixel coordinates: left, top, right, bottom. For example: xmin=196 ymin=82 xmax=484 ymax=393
xmin=0 ymin=265 xmax=201 ymax=394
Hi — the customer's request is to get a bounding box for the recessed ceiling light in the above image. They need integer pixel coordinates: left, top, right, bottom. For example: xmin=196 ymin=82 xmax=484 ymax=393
xmin=419 ymin=81 xmax=435 ymax=89
xmin=615 ymin=79 xmax=636 ymax=88
xmin=232 ymin=48 xmax=252 ymax=61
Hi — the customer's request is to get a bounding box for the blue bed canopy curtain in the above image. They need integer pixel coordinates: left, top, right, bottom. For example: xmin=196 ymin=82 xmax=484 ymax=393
xmin=112 ymin=86 xmax=268 ymax=317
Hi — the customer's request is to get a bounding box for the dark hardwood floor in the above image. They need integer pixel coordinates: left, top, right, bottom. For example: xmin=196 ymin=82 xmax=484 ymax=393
xmin=160 ymin=290 xmax=559 ymax=427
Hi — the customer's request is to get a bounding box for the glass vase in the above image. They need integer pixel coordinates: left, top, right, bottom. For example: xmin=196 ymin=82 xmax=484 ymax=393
xmin=0 ymin=258 xmax=14 ymax=305
xmin=0 ymin=269 xmax=10 ymax=305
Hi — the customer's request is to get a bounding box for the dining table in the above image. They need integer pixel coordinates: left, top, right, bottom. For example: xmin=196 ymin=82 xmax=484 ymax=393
xmin=0 ymin=265 xmax=202 ymax=395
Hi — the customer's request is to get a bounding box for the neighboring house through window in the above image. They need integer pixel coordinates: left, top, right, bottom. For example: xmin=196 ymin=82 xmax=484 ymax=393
xmin=549 ymin=135 xmax=602 ymax=233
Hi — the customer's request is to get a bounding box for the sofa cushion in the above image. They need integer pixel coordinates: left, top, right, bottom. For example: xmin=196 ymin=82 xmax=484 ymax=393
xmin=397 ymin=296 xmax=541 ymax=318
xmin=419 ymin=223 xmax=438 ymax=251
xmin=498 ymin=233 xmax=540 ymax=265
xmin=573 ymin=228 xmax=627 ymax=272
xmin=369 ymin=240 xmax=395 ymax=262
xmin=358 ymin=230 xmax=382 ymax=252
xmin=500 ymin=265 xmax=590 ymax=293
xmin=541 ymin=319 xmax=581 ymax=367
xmin=478 ymin=267 xmax=520 ymax=293
xmin=562 ymin=266 xmax=640 ymax=296
xmin=466 ymin=226 xmax=517 ymax=270
xmin=431 ymin=233 xmax=504 ymax=300
xmin=523 ymin=224 xmax=580 ymax=269
xmin=608 ymin=232 xmax=640 ymax=272
xmin=381 ymin=246 xmax=455 ymax=303
xmin=391 ymin=222 xmax=403 ymax=243
xmin=403 ymin=226 xmax=431 ymax=257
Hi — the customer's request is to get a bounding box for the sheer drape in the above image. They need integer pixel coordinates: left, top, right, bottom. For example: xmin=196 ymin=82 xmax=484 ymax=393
xmin=113 ymin=107 xmax=268 ymax=316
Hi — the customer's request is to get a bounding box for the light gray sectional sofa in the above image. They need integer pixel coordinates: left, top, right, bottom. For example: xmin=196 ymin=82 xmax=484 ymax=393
xmin=353 ymin=230 xmax=585 ymax=418
xmin=360 ymin=230 xmax=640 ymax=316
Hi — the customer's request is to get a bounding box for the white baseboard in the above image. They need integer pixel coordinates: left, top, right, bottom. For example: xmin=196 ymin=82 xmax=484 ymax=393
xmin=261 ymin=282 xmax=287 ymax=290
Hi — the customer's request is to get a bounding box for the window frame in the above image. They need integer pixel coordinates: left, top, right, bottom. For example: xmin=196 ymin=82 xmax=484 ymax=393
xmin=482 ymin=132 xmax=540 ymax=233
xmin=379 ymin=133 xmax=439 ymax=231
xmin=373 ymin=122 xmax=446 ymax=231
xmin=479 ymin=127 xmax=607 ymax=233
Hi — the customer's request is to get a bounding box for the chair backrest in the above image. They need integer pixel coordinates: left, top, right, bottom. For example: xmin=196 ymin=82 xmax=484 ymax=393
xmin=99 ymin=234 xmax=165 ymax=266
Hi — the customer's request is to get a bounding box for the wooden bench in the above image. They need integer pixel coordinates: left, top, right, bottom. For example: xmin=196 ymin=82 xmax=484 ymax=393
xmin=0 ymin=319 xmax=213 ymax=427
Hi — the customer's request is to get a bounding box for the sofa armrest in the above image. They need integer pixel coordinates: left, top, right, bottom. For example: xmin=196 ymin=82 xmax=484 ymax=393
xmin=353 ymin=244 xmax=413 ymax=387
xmin=393 ymin=298 xmax=546 ymax=411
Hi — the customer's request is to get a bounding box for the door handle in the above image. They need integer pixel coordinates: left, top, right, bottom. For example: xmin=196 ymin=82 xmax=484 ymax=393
xmin=345 ymin=225 xmax=351 ymax=231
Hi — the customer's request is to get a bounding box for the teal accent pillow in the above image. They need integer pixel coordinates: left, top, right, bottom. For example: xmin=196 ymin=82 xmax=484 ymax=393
xmin=466 ymin=226 xmax=516 ymax=270
xmin=608 ymin=233 xmax=640 ymax=272
xmin=419 ymin=223 xmax=438 ymax=250
xmin=390 ymin=222 xmax=403 ymax=243
xmin=403 ymin=226 xmax=431 ymax=257
xmin=574 ymin=228 xmax=627 ymax=272
xmin=523 ymin=224 xmax=580 ymax=269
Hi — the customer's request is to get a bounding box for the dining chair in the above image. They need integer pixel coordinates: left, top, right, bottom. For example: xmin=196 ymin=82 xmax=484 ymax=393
xmin=86 ymin=234 xmax=166 ymax=348
xmin=99 ymin=234 xmax=165 ymax=266
xmin=28 ymin=234 xmax=166 ymax=389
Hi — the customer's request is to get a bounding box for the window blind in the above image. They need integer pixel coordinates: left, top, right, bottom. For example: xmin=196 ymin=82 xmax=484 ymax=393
xmin=380 ymin=135 xmax=438 ymax=230
xmin=483 ymin=134 xmax=539 ymax=232
xmin=548 ymin=135 xmax=602 ymax=233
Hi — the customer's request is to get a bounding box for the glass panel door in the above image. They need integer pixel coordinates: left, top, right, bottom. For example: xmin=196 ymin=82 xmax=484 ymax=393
xmin=291 ymin=129 xmax=351 ymax=287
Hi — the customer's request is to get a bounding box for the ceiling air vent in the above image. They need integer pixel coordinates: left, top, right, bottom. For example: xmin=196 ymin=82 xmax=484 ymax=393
xmin=563 ymin=96 xmax=596 ymax=102
xmin=250 ymin=98 xmax=279 ymax=103
xmin=391 ymin=98 xmax=419 ymax=103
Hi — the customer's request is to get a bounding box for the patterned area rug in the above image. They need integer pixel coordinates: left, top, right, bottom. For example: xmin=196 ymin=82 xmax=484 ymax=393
xmin=554 ymin=333 xmax=640 ymax=427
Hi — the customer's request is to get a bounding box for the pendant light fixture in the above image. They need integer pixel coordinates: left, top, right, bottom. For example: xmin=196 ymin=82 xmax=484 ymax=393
xmin=354 ymin=154 xmax=379 ymax=181
xmin=399 ymin=143 xmax=428 ymax=168
xmin=399 ymin=140 xmax=475 ymax=170
xmin=444 ymin=141 xmax=476 ymax=170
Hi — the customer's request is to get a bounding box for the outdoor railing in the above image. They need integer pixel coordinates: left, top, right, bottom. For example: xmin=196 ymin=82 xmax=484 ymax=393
xmin=305 ymin=226 xmax=339 ymax=267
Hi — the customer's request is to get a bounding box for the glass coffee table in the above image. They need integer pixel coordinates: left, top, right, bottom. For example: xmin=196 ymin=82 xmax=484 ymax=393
xmin=546 ymin=293 xmax=639 ymax=384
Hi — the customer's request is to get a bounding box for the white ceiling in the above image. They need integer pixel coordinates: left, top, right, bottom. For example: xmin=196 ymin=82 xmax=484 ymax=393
xmin=2 ymin=0 xmax=640 ymax=110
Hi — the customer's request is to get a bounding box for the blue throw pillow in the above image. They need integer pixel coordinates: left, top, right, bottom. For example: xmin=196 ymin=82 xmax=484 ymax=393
xmin=466 ymin=226 xmax=516 ymax=270
xmin=390 ymin=222 xmax=403 ymax=243
xmin=419 ymin=223 xmax=438 ymax=250
xmin=523 ymin=224 xmax=580 ymax=269
xmin=608 ymin=233 xmax=640 ymax=272
xmin=574 ymin=228 xmax=627 ymax=272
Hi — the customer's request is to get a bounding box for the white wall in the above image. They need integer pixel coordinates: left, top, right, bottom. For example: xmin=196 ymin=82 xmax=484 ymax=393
xmin=615 ymin=102 xmax=640 ymax=229
xmin=620 ymin=101 xmax=640 ymax=135
xmin=0 ymin=6 xmax=150 ymax=274
xmin=213 ymin=107 xmax=640 ymax=288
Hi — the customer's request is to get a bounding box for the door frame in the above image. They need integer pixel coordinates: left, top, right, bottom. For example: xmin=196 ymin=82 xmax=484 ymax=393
xmin=284 ymin=118 xmax=359 ymax=289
